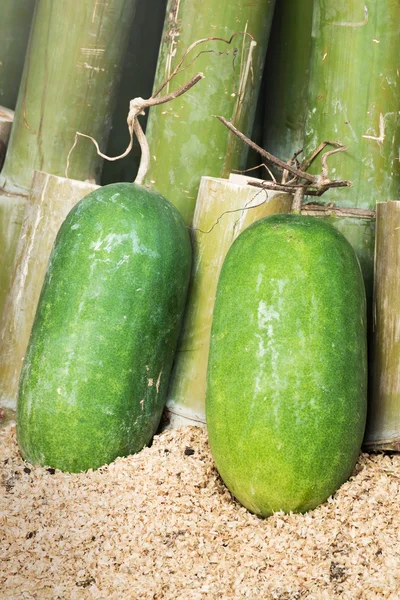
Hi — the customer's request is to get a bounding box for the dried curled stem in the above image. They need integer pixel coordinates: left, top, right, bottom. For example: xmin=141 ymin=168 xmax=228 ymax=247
xmin=65 ymin=32 xmax=255 ymax=184
xmin=65 ymin=73 xmax=204 ymax=185
xmin=216 ymin=116 xmax=316 ymax=184
xmin=127 ymin=72 xmax=205 ymax=184
xmin=216 ymin=116 xmax=353 ymax=212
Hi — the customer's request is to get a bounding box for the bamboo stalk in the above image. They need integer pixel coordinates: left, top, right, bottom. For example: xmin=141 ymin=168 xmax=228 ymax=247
xmin=1 ymin=0 xmax=138 ymax=189
xmin=0 ymin=0 xmax=36 ymax=110
xmin=0 ymin=0 xmax=137 ymax=318
xmin=0 ymin=172 xmax=99 ymax=410
xmin=143 ymin=0 xmax=276 ymax=226
xmin=263 ymin=0 xmax=314 ymax=171
xmin=303 ymin=1 xmax=400 ymax=296
xmin=165 ymin=175 xmax=292 ymax=427
xmin=364 ymin=201 xmax=400 ymax=451
xmin=304 ymin=1 xmax=400 ymax=210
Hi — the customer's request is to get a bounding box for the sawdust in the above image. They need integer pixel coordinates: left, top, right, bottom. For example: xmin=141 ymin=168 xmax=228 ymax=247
xmin=1 ymin=424 xmax=400 ymax=599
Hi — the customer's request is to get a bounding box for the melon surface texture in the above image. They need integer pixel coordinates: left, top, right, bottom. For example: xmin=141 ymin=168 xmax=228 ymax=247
xmin=17 ymin=183 xmax=192 ymax=472
xmin=206 ymin=214 xmax=367 ymax=516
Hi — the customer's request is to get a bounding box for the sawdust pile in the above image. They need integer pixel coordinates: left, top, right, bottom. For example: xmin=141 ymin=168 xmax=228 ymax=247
xmin=1 ymin=424 xmax=400 ymax=600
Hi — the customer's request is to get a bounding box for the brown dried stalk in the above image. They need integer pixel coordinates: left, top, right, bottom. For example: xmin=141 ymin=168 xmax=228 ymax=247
xmin=216 ymin=116 xmax=353 ymax=212
xmin=216 ymin=116 xmax=316 ymax=184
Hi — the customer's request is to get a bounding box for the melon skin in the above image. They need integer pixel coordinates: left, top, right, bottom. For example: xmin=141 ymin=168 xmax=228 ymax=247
xmin=206 ymin=214 xmax=367 ymax=517
xmin=17 ymin=183 xmax=192 ymax=472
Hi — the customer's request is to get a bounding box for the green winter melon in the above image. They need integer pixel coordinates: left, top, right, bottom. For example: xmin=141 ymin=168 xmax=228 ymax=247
xmin=206 ymin=214 xmax=367 ymax=517
xmin=17 ymin=183 xmax=192 ymax=472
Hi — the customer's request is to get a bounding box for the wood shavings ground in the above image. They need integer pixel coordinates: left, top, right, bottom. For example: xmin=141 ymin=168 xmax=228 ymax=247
xmin=1 ymin=424 xmax=400 ymax=600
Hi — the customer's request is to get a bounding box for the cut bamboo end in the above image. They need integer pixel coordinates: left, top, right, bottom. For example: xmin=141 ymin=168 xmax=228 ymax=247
xmin=0 ymin=172 xmax=99 ymax=410
xmin=164 ymin=175 xmax=292 ymax=429
xmin=364 ymin=201 xmax=400 ymax=451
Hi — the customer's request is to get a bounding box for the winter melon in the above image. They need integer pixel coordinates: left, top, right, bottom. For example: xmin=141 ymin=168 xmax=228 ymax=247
xmin=206 ymin=214 xmax=367 ymax=516
xmin=17 ymin=183 xmax=192 ymax=472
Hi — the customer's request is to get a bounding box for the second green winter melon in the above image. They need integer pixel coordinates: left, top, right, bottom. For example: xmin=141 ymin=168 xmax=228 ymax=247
xmin=206 ymin=214 xmax=367 ymax=516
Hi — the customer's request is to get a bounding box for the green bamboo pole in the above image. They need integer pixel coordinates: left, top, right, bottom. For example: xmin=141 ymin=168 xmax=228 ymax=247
xmin=101 ymin=0 xmax=167 ymax=185
xmin=1 ymin=0 xmax=138 ymax=190
xmin=0 ymin=0 xmax=138 ymax=319
xmin=0 ymin=173 xmax=98 ymax=410
xmin=303 ymin=1 xmax=400 ymax=294
xmin=0 ymin=0 xmax=36 ymax=110
xmin=143 ymin=0 xmax=276 ymax=226
xmin=263 ymin=0 xmax=314 ymax=169
xmin=364 ymin=202 xmax=400 ymax=451
xmin=165 ymin=174 xmax=292 ymax=427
